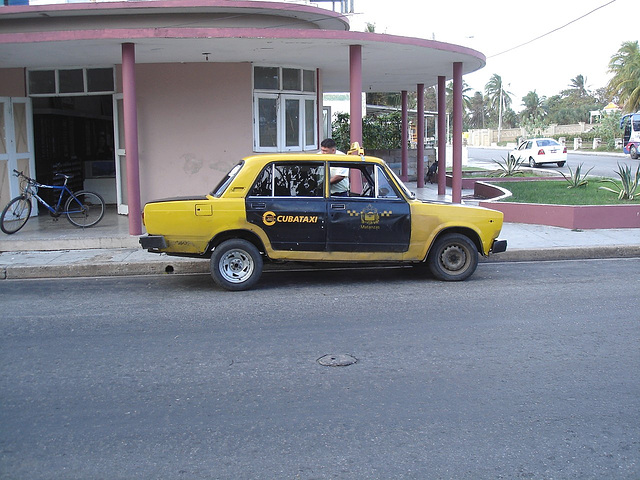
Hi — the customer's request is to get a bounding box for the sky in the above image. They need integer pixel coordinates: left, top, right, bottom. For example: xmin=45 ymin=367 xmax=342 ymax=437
xmin=348 ymin=0 xmax=634 ymax=112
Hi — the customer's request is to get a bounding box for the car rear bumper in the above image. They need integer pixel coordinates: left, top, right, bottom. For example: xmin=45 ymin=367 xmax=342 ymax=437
xmin=491 ymin=239 xmax=507 ymax=254
xmin=139 ymin=235 xmax=167 ymax=251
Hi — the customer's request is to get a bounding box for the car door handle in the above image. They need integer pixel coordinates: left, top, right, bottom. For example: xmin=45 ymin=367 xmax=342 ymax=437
xmin=331 ymin=204 xmax=346 ymax=210
xmin=251 ymin=202 xmax=267 ymax=209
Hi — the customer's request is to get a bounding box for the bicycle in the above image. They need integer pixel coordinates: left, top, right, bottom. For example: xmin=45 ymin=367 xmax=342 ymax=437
xmin=1 ymin=169 xmax=105 ymax=234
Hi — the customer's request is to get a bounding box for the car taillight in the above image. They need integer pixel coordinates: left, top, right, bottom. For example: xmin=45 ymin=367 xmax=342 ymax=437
xmin=563 ymin=147 xmax=567 ymax=153
xmin=538 ymin=149 xmax=545 ymax=155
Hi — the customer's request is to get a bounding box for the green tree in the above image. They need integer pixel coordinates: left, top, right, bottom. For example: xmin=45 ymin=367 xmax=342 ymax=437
xmin=566 ymin=74 xmax=589 ymax=97
xmin=484 ymin=74 xmax=513 ymax=129
xmin=331 ymin=112 xmax=351 ymax=153
xmin=607 ymin=40 xmax=640 ymax=112
xmin=521 ymin=90 xmax=547 ymax=122
xmin=591 ymin=110 xmax=623 ymax=149
xmin=467 ymin=91 xmax=487 ymax=129
xmin=445 ymin=80 xmax=472 ymax=113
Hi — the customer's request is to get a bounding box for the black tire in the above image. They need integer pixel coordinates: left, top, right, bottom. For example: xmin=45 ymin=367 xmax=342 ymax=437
xmin=1 ymin=195 xmax=32 ymax=234
xmin=557 ymin=161 xmax=566 ymax=167
xmin=210 ymin=239 xmax=263 ymax=291
xmin=427 ymin=233 xmax=478 ymax=281
xmin=529 ymin=157 xmax=537 ymax=168
xmin=631 ymin=145 xmax=638 ymax=160
xmin=65 ymin=191 xmax=105 ymax=228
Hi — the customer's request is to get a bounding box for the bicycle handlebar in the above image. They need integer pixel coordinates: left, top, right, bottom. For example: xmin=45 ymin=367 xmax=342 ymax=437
xmin=13 ymin=169 xmax=71 ymax=187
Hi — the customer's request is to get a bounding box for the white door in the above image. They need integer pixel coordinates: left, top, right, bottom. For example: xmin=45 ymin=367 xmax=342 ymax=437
xmin=0 ymin=97 xmax=35 ymax=215
xmin=113 ymin=94 xmax=128 ymax=215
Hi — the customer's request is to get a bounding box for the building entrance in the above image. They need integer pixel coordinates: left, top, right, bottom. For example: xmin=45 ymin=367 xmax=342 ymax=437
xmin=32 ymin=95 xmax=116 ymax=211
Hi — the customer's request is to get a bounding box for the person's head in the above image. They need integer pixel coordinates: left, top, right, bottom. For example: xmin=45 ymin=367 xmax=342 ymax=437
xmin=320 ymin=138 xmax=337 ymax=154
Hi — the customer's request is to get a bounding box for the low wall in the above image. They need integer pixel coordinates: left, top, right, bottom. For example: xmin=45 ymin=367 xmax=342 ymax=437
xmin=446 ymin=173 xmax=564 ymax=190
xmin=475 ymin=182 xmax=640 ymax=229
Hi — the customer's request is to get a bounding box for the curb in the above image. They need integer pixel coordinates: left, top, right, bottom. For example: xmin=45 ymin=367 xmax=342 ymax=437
xmin=2 ymin=245 xmax=639 ymax=280
xmin=481 ymin=245 xmax=640 ymax=263
xmin=1 ymin=257 xmax=210 ymax=280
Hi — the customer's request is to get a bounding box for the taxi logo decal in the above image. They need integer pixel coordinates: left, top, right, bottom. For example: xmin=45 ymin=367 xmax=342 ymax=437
xmin=347 ymin=205 xmax=392 ymax=230
xmin=262 ymin=211 xmax=319 ymax=227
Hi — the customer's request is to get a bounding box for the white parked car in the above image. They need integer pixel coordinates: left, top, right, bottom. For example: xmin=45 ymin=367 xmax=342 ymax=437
xmin=509 ymin=138 xmax=567 ymax=167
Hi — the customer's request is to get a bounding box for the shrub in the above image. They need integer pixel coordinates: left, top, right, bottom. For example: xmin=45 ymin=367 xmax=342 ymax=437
xmin=560 ymin=163 xmax=593 ymax=188
xmin=599 ymin=163 xmax=640 ymax=200
xmin=492 ymin=156 xmax=525 ymax=177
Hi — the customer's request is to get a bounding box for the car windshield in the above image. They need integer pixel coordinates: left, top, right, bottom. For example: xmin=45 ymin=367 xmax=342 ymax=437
xmin=536 ymin=139 xmax=559 ymax=147
xmin=210 ymin=161 xmax=243 ymax=197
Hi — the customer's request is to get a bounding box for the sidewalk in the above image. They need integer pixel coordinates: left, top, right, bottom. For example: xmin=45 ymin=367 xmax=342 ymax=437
xmin=1 ymin=183 xmax=639 ymax=280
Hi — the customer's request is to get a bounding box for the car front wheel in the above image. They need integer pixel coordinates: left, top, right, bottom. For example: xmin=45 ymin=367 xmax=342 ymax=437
xmin=210 ymin=239 xmax=263 ymax=291
xmin=427 ymin=233 xmax=478 ymax=281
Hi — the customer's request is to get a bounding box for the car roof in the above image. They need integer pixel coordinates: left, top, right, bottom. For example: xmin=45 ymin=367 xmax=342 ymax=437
xmin=242 ymin=153 xmax=387 ymax=166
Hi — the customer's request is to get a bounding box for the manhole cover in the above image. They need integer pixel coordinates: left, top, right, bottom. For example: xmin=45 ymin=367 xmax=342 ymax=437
xmin=317 ymin=354 xmax=358 ymax=367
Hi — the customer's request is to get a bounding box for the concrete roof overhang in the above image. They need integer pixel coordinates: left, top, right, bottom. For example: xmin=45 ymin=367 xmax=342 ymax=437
xmin=0 ymin=2 xmax=486 ymax=93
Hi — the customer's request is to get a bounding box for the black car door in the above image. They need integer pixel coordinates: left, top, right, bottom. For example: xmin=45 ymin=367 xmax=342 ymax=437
xmin=245 ymin=161 xmax=326 ymax=251
xmin=326 ymin=163 xmax=411 ymax=252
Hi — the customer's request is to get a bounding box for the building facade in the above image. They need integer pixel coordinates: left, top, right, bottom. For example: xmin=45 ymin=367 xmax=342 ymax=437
xmin=0 ymin=0 xmax=485 ymax=234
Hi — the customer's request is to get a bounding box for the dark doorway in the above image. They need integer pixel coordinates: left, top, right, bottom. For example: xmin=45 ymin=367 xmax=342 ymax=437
xmin=32 ymin=95 xmax=115 ymax=210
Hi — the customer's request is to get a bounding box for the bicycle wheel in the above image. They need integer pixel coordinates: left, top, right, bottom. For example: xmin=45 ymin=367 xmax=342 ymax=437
xmin=65 ymin=191 xmax=105 ymax=228
xmin=1 ymin=195 xmax=32 ymax=234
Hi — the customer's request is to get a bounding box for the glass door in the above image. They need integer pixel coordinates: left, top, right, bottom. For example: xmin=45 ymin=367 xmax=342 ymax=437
xmin=113 ymin=94 xmax=128 ymax=215
xmin=0 ymin=97 xmax=35 ymax=215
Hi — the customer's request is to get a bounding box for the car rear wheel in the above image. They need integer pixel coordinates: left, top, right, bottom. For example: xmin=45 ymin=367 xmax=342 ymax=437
xmin=529 ymin=157 xmax=538 ymax=168
xmin=557 ymin=161 xmax=566 ymax=167
xmin=427 ymin=233 xmax=478 ymax=281
xmin=210 ymin=239 xmax=263 ymax=291
xmin=631 ymin=145 xmax=638 ymax=160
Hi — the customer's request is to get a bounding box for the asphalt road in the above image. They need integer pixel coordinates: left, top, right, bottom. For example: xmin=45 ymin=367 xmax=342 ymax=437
xmin=1 ymin=259 xmax=639 ymax=479
xmin=468 ymin=147 xmax=638 ymax=179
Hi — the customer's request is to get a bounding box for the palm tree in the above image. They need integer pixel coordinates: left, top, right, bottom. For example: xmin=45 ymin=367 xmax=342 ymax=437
xmin=607 ymin=40 xmax=640 ymax=112
xmin=521 ymin=90 xmax=547 ymax=121
xmin=445 ymin=79 xmax=472 ymax=112
xmin=485 ymin=74 xmax=513 ymax=114
xmin=485 ymin=74 xmax=513 ymax=141
xmin=568 ymin=74 xmax=589 ymax=97
xmin=468 ymin=91 xmax=486 ymax=129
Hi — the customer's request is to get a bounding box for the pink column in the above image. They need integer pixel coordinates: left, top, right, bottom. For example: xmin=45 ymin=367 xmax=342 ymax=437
xmin=349 ymin=44 xmax=363 ymax=192
xmin=349 ymin=45 xmax=363 ymax=146
xmin=416 ymin=84 xmax=425 ymax=188
xmin=452 ymin=62 xmax=463 ymax=204
xmin=121 ymin=43 xmax=142 ymax=235
xmin=401 ymin=90 xmax=408 ymax=181
xmin=437 ymin=75 xmax=447 ymax=196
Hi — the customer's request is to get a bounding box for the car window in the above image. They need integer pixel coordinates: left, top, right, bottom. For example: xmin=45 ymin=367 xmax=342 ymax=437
xmin=537 ymin=139 xmax=558 ymax=147
xmin=526 ymin=141 xmax=532 ymax=149
xmin=249 ymin=162 xmax=324 ymax=197
xmin=375 ymin=165 xmax=399 ymax=199
xmin=211 ymin=161 xmax=244 ymax=197
xmin=331 ymin=162 xmax=401 ymax=199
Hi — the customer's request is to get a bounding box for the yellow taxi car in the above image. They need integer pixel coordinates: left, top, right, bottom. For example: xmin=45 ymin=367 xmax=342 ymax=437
xmin=140 ymin=152 xmax=507 ymax=290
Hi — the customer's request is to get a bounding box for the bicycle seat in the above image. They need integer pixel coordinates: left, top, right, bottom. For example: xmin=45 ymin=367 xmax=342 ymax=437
xmin=53 ymin=173 xmax=73 ymax=180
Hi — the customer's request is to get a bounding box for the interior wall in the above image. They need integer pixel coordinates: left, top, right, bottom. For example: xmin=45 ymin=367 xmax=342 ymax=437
xmin=135 ymin=62 xmax=253 ymax=204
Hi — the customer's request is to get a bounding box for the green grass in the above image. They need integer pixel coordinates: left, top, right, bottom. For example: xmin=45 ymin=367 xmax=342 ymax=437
xmin=492 ymin=179 xmax=640 ymax=205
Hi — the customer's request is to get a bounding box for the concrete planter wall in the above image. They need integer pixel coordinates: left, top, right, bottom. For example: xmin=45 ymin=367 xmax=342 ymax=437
xmin=475 ymin=181 xmax=640 ymax=229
